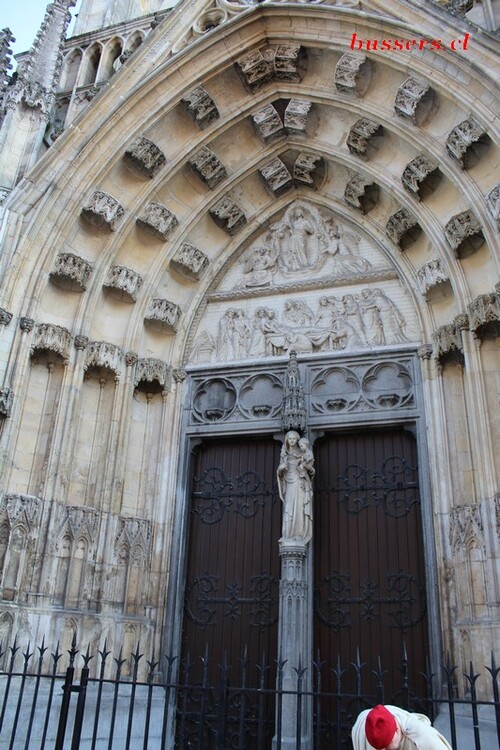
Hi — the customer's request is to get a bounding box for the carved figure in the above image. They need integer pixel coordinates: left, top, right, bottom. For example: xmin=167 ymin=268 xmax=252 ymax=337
xmin=277 ymin=430 xmax=315 ymax=544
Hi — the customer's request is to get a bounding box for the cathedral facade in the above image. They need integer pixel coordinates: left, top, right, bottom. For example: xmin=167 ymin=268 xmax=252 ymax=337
xmin=0 ymin=0 xmax=499 ymax=726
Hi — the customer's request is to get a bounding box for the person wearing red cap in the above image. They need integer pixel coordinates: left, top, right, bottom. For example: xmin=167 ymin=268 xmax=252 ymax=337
xmin=351 ymin=704 xmax=453 ymax=749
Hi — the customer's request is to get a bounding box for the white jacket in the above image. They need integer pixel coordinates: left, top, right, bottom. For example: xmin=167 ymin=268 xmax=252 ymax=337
xmin=351 ymin=705 xmax=453 ymax=750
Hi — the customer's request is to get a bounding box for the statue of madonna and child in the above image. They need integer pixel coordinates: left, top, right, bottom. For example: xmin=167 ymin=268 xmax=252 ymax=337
xmin=277 ymin=430 xmax=315 ymax=545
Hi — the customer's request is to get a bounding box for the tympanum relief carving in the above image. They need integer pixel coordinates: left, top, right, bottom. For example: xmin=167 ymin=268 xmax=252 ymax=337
xmin=189 ymin=201 xmax=415 ymax=364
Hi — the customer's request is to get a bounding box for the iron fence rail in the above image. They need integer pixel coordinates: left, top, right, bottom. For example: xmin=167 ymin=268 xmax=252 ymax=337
xmin=0 ymin=639 xmax=499 ymax=749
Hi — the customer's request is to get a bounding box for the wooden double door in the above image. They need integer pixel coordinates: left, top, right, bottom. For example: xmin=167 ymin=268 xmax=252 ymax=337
xmin=180 ymin=428 xmax=429 ymax=747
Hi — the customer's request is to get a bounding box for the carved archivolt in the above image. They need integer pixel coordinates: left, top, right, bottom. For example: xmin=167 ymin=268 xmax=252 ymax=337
xmin=31 ymin=322 xmax=72 ymax=362
xmin=449 ymin=504 xmax=485 ymax=553
xmin=188 ymin=146 xmax=227 ymax=189
xmin=134 ymin=358 xmax=171 ymax=393
xmin=136 ymin=202 xmax=178 ymax=241
xmin=84 ymin=340 xmax=124 ymax=377
xmin=191 ymin=289 xmax=409 ymax=364
xmin=0 ymin=388 xmax=14 ymax=418
xmin=103 ymin=265 xmax=143 ymax=302
xmin=444 ymin=210 xmax=484 ymax=258
xmin=144 ymin=299 xmax=181 ymax=333
xmin=467 ymin=291 xmax=500 ymax=338
xmin=123 ymin=136 xmax=166 ymax=179
xmin=209 ymin=196 xmax=246 ymax=235
xmin=432 ymin=321 xmax=464 ymax=364
xmin=347 ymin=118 xmax=383 ymax=158
xmin=251 ymin=100 xmax=312 ymax=144
xmin=386 ymin=208 xmax=421 ymax=248
xmin=486 ymin=184 xmax=499 ymax=229
xmin=344 ymin=174 xmax=379 ymax=214
xmin=235 ymin=44 xmax=304 ymax=90
xmin=446 ymin=118 xmax=489 ymax=169
xmin=171 ymin=243 xmax=209 ymax=280
xmin=402 ymin=155 xmax=441 ymax=200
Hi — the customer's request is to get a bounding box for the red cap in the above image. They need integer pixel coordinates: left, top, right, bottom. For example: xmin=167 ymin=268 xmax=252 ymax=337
xmin=365 ymin=705 xmax=397 ymax=749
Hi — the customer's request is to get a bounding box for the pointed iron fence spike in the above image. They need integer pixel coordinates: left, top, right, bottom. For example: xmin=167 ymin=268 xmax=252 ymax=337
xmin=402 ymin=641 xmax=408 ymax=661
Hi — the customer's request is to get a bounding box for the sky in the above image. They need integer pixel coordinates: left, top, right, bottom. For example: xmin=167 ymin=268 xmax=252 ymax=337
xmin=2 ymin=0 xmax=82 ymax=56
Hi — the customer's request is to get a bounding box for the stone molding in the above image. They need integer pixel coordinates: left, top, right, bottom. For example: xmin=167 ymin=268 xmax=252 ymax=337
xmin=446 ymin=118 xmax=488 ymax=168
xmin=402 ymin=155 xmax=441 ymax=200
xmin=170 ymin=242 xmax=209 ymax=280
xmin=123 ymin=136 xmax=166 ymax=179
xmin=188 ymin=146 xmax=227 ymax=189
xmin=136 ymin=202 xmax=178 ymax=241
xmin=449 ymin=503 xmax=485 ymax=553
xmin=144 ymin=299 xmax=181 ymax=333
xmin=134 ymin=358 xmax=171 ymax=393
xmin=50 ymin=252 xmax=92 ymax=291
xmin=259 ymin=158 xmax=293 ymax=196
xmin=0 ymin=308 xmax=13 ymax=326
xmin=19 ymin=317 xmax=35 ymax=333
xmin=181 ymin=86 xmax=219 ymax=129
xmin=103 ymin=265 xmax=143 ymax=302
xmin=385 ymin=208 xmax=421 ymax=248
xmin=346 ymin=118 xmax=383 ymax=158
xmin=84 ymin=341 xmax=124 ymax=377
xmin=334 ymin=52 xmax=372 ymax=96
xmin=444 ymin=210 xmax=484 ymax=258
xmin=31 ymin=323 xmax=72 ymax=362
xmin=235 ymin=44 xmax=303 ymax=90
xmin=209 ymin=196 xmax=246 ymax=235
xmin=0 ymin=388 xmax=14 ymax=418
xmin=416 ymin=259 xmax=449 ymax=296
xmin=81 ymin=190 xmax=125 ymax=231
xmin=467 ymin=292 xmax=500 ymax=338
xmin=344 ymin=174 xmax=379 ymax=213
xmin=394 ymin=77 xmax=436 ymax=126
xmin=486 ymin=184 xmax=499 ymax=229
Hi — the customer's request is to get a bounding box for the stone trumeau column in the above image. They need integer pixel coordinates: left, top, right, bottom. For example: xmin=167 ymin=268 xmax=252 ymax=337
xmin=0 ymin=0 xmax=76 ymax=193
xmin=275 ymin=351 xmax=312 ymax=749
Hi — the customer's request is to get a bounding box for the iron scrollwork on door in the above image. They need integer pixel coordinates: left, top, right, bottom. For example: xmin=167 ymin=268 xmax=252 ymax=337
xmin=314 ymin=570 xmax=426 ymax=632
xmin=191 ymin=467 xmax=278 ymax=523
xmin=185 ymin=573 xmax=279 ymax=630
xmin=321 ymin=455 xmax=419 ymax=518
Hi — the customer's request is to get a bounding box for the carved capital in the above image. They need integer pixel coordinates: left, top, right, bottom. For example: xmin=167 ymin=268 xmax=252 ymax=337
xmin=446 ymin=118 xmax=488 ymax=169
xmin=335 ymin=52 xmax=372 ymax=96
xmin=50 ymin=252 xmax=92 ymax=291
xmin=0 ymin=387 xmax=14 ymax=418
xmin=103 ymin=265 xmax=143 ymax=302
xmin=385 ymin=208 xmax=421 ymax=248
xmin=135 ymin=357 xmax=171 ymax=393
xmin=394 ymin=77 xmax=436 ymax=125
xmin=136 ymin=202 xmax=178 ymax=241
xmin=81 ymin=190 xmax=125 ymax=231
xmin=125 ymin=351 xmax=138 ymax=367
xmin=416 ymin=259 xmax=449 ymax=296
xmin=173 ymin=368 xmax=187 ymax=383
xmin=209 ymin=196 xmax=246 ymax=236
xmin=444 ymin=210 xmax=484 ymax=258
xmin=467 ymin=292 xmax=500 ymax=339
xmin=31 ymin=323 xmax=72 ymax=362
xmin=188 ymin=146 xmax=227 ymax=189
xmin=344 ymin=174 xmax=379 ymax=213
xmin=402 ymin=155 xmax=441 ymax=200
xmin=144 ymin=299 xmax=181 ymax=333
xmin=84 ymin=341 xmax=123 ymax=377
xmin=170 ymin=243 xmax=209 ymax=280
xmin=259 ymin=158 xmax=293 ymax=196
xmin=74 ymin=335 xmax=89 ymax=351
xmin=123 ymin=136 xmax=166 ymax=179
xmin=181 ymin=86 xmax=219 ymax=129
xmin=0 ymin=307 xmax=13 ymax=326
xmin=19 ymin=317 xmax=35 ymax=333
xmin=346 ymin=118 xmax=383 ymax=158
xmin=417 ymin=344 xmax=433 ymax=360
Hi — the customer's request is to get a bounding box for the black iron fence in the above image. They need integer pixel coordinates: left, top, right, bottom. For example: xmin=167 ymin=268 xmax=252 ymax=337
xmin=0 ymin=637 xmax=499 ymax=749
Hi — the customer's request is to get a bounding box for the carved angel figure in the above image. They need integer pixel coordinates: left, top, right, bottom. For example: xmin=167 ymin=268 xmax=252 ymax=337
xmin=277 ymin=430 xmax=315 ymax=544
